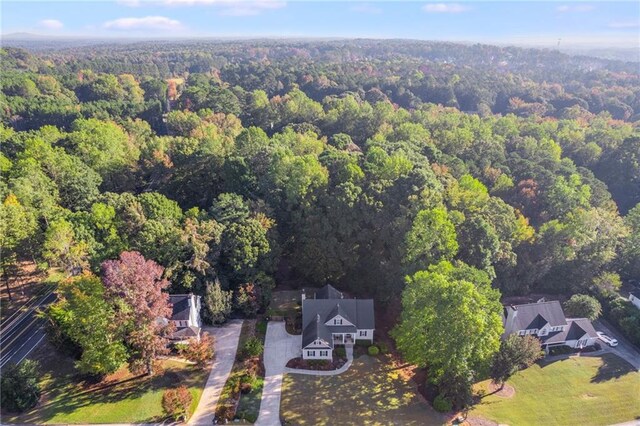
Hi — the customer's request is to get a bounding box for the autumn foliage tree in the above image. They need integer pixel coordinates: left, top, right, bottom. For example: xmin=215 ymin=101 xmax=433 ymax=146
xmin=162 ymin=386 xmax=192 ymax=421
xmin=102 ymin=251 xmax=173 ymax=375
xmin=183 ymin=332 xmax=214 ymax=367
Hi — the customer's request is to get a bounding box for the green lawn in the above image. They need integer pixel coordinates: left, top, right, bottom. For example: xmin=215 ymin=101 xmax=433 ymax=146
xmin=472 ymin=353 xmax=640 ymax=426
xmin=1 ymin=342 xmax=210 ymax=424
xmin=280 ymin=355 xmax=445 ymax=426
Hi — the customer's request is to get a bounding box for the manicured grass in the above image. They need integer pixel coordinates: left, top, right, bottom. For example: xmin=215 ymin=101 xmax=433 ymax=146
xmin=472 ymin=353 xmax=640 ymax=426
xmin=280 ymin=355 xmax=445 ymax=425
xmin=1 ymin=342 xmax=210 ymax=424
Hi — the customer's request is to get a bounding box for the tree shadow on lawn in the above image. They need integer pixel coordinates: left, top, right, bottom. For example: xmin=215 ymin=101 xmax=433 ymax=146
xmin=590 ymin=353 xmax=636 ymax=383
xmin=281 ymin=355 xmax=442 ymax=426
xmin=11 ymin=356 xmax=206 ymax=425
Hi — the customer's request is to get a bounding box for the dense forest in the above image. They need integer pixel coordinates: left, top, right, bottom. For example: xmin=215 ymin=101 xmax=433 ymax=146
xmin=1 ymin=39 xmax=639 ymax=407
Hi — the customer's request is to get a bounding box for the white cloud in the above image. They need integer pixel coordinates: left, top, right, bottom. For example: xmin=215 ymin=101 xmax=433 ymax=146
xmin=350 ymin=3 xmax=383 ymax=15
xmin=422 ymin=3 xmax=470 ymax=14
xmin=608 ymin=21 xmax=639 ymax=29
xmin=162 ymin=0 xmax=285 ymax=15
xmin=103 ymin=16 xmax=183 ymax=30
xmin=117 ymin=0 xmax=142 ymax=6
xmin=38 ymin=19 xmax=64 ymax=30
xmin=556 ymin=4 xmax=595 ymax=13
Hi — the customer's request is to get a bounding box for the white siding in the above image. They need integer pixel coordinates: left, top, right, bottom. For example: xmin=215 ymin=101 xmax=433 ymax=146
xmin=630 ymin=294 xmax=640 ymax=310
xmin=325 ymin=314 xmax=354 ymax=327
xmin=305 ymin=339 xmax=331 ymax=349
xmin=566 ymin=334 xmax=596 ymax=348
xmin=356 ymin=329 xmax=374 ymax=340
xmin=303 ymin=349 xmax=332 ymax=360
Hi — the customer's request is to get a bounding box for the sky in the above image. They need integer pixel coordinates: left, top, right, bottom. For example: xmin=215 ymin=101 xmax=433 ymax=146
xmin=2 ymin=1 xmax=639 ymax=48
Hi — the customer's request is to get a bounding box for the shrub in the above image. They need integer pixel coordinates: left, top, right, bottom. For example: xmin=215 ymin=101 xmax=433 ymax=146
xmin=242 ymin=336 xmax=264 ymax=359
xmin=548 ymin=345 xmax=573 ymax=355
xmin=174 ymin=342 xmax=188 ymax=355
xmin=162 ymin=386 xmax=192 ymax=421
xmin=368 ymin=345 xmax=380 ymax=356
xmin=334 ymin=347 xmax=346 ymax=358
xmin=183 ymin=332 xmax=214 ymax=367
xmin=433 ymin=394 xmax=453 ymax=413
xmin=256 ymin=320 xmax=267 ymax=335
xmin=0 ymin=360 xmax=41 ymax=412
xmin=378 ymin=341 xmax=389 ymax=354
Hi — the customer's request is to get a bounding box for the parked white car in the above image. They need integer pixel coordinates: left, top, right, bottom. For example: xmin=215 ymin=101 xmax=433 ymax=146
xmin=597 ymin=331 xmax=618 ymax=347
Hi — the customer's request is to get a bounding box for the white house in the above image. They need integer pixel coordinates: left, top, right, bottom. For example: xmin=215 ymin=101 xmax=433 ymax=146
xmin=503 ymin=300 xmax=598 ymax=350
xmin=301 ymin=284 xmax=375 ymax=360
xmin=168 ymin=294 xmax=202 ymax=343
xmin=629 ymin=292 xmax=640 ymax=310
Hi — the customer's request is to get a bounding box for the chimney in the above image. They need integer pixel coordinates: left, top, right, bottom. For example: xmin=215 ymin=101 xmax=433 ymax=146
xmin=301 ymin=288 xmax=306 ymax=302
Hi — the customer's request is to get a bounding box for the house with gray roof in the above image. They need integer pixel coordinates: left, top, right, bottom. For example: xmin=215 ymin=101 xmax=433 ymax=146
xmin=629 ymin=292 xmax=640 ymax=310
xmin=168 ymin=294 xmax=202 ymax=343
xmin=503 ymin=300 xmax=598 ymax=350
xmin=301 ymin=284 xmax=374 ymax=360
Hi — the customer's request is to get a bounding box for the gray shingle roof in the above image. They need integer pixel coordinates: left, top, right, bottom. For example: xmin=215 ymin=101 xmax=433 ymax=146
xmin=169 ymin=294 xmax=192 ymax=321
xmin=504 ymin=301 xmax=567 ymax=335
xmin=302 ymin=298 xmax=374 ymax=349
xmin=314 ymin=284 xmax=343 ymax=300
xmin=541 ymin=318 xmax=598 ymax=344
xmin=302 ymin=314 xmax=333 ymax=348
xmin=169 ymin=326 xmax=201 ymax=340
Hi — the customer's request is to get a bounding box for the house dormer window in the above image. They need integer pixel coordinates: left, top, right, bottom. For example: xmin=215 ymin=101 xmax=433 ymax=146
xmin=333 ymin=318 xmax=343 ymax=325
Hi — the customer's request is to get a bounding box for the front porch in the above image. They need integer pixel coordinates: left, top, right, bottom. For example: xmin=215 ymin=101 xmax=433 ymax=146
xmin=332 ymin=333 xmax=354 ymax=345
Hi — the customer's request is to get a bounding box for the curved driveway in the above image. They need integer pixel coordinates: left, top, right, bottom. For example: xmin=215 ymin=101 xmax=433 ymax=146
xmin=255 ymin=322 xmax=301 ymax=426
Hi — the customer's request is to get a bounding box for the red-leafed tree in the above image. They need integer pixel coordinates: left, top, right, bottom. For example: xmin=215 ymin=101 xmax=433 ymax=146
xmin=102 ymin=251 xmax=173 ymax=375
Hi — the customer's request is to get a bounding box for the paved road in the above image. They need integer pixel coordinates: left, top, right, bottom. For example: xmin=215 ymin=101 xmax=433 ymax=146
xmin=188 ymin=320 xmax=243 ymax=426
xmin=594 ymin=319 xmax=640 ymax=370
xmin=255 ymin=322 xmax=301 ymax=426
xmin=0 ymin=290 xmax=56 ymax=368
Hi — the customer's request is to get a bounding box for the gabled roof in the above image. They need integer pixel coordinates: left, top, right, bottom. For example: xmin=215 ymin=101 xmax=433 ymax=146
xmin=302 ymin=298 xmax=374 ymax=349
xmin=169 ymin=326 xmax=201 ymax=340
xmin=567 ymin=318 xmax=598 ymax=339
xmin=527 ymin=314 xmax=549 ymax=330
xmin=327 ymin=303 xmax=353 ymax=324
xmin=169 ymin=294 xmax=192 ymax=320
xmin=504 ymin=301 xmax=567 ymax=335
xmin=314 ymin=284 xmax=343 ymax=300
xmin=540 ymin=318 xmax=598 ymax=344
xmin=302 ymin=313 xmax=333 ymax=348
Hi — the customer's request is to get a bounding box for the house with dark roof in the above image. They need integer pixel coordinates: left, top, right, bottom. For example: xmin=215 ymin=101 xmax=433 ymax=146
xmin=300 ymin=284 xmax=374 ymax=360
xmin=503 ymin=300 xmax=598 ymax=350
xmin=629 ymin=292 xmax=640 ymax=310
xmin=168 ymin=294 xmax=202 ymax=343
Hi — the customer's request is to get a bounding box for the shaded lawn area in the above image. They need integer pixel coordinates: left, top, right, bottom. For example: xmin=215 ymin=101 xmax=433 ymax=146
xmin=280 ymin=355 xmax=444 ymax=426
xmin=472 ymin=353 xmax=640 ymax=426
xmin=268 ymin=290 xmax=301 ymax=317
xmin=1 ymin=342 xmax=210 ymax=424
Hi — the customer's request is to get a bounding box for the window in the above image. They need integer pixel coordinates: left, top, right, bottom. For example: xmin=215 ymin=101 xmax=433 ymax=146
xmin=320 ymin=350 xmax=328 ymax=357
xmin=307 ymin=351 xmax=315 ymax=357
xmin=333 ymin=318 xmax=343 ymax=325
xmin=359 ymin=330 xmax=366 ymax=337
xmin=519 ymin=330 xmax=525 ymax=336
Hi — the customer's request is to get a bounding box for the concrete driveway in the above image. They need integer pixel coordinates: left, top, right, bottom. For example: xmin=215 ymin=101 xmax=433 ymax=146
xmin=189 ymin=320 xmax=243 ymax=426
xmin=594 ymin=319 xmax=640 ymax=370
xmin=255 ymin=322 xmax=301 ymax=426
